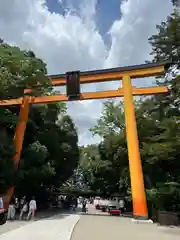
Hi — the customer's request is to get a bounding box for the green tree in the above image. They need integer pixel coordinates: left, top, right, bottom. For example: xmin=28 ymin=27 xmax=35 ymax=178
xmin=89 ymin=101 xmax=129 ymax=194
xmin=145 ymin=9 xmax=180 ymax=188
xmin=149 ymin=10 xmax=180 ymax=110
xmin=79 ymin=145 xmax=103 ymax=191
xmin=0 ymin=41 xmax=51 ymax=195
xmin=0 ymin=129 xmax=15 ymax=195
xmin=171 ymin=0 xmax=180 ymax=6
xmin=0 ymin=42 xmax=79 ymax=198
xmin=0 ymin=42 xmax=51 ymax=100
xmin=90 ymin=100 xmax=125 ymax=137
xmin=15 ymin=105 xmax=79 ymax=197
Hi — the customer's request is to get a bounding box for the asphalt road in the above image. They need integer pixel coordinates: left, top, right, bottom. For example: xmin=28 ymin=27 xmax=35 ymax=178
xmin=71 ymin=204 xmax=180 ymax=240
xmin=1 ymin=205 xmax=180 ymax=240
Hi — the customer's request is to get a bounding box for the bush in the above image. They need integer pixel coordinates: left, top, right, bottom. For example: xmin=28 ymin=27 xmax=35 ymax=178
xmin=147 ymin=182 xmax=180 ymax=220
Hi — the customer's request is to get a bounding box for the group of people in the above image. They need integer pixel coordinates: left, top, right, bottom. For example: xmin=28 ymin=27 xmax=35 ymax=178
xmin=71 ymin=197 xmax=87 ymax=213
xmin=8 ymin=196 xmax=37 ymax=221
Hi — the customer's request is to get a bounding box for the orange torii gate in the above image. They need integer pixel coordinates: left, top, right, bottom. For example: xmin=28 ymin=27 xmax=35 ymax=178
xmin=0 ymin=62 xmax=169 ymax=219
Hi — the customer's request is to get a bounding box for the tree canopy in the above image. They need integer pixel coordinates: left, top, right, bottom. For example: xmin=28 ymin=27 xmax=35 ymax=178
xmin=0 ymin=42 xmax=79 ymax=198
xmin=172 ymin=0 xmax=180 ymax=6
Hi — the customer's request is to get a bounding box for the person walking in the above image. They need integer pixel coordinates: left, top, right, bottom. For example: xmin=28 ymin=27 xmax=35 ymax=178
xmin=19 ymin=196 xmax=26 ymax=212
xmin=82 ymin=198 xmax=87 ymax=213
xmin=71 ymin=197 xmax=77 ymax=211
xmin=19 ymin=200 xmax=28 ymax=220
xmin=119 ymin=198 xmax=125 ymax=215
xmin=14 ymin=197 xmax=19 ymax=216
xmin=8 ymin=197 xmax=16 ymax=220
xmin=27 ymin=196 xmax=37 ymax=220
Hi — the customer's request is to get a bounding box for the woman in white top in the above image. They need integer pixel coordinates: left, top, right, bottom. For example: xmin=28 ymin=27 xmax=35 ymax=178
xmin=27 ymin=196 xmax=37 ymax=220
xmin=119 ymin=199 xmax=125 ymax=215
xmin=8 ymin=197 xmax=16 ymax=220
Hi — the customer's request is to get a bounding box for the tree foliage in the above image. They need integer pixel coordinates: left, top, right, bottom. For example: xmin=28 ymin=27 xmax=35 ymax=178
xmin=0 ymin=41 xmax=51 ymax=100
xmin=0 ymin=42 xmax=79 ymax=197
xmin=171 ymin=0 xmax=180 ymax=6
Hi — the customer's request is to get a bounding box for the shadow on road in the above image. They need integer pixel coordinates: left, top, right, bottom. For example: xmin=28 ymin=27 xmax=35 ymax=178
xmin=0 ymin=209 xmax=71 ymax=235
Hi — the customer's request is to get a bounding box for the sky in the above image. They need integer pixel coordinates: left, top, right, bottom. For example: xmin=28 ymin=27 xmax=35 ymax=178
xmin=0 ymin=0 xmax=173 ymax=146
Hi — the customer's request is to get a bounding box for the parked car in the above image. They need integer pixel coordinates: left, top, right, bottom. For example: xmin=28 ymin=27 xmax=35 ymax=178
xmin=108 ymin=205 xmax=121 ymax=216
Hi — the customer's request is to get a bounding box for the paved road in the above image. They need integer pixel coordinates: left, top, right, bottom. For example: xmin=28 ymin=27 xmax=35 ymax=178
xmin=0 ymin=213 xmax=80 ymax=240
xmin=71 ymin=204 xmax=180 ymax=240
xmin=0 ymin=221 xmax=28 ymax=235
xmin=71 ymin=215 xmax=180 ymax=240
xmin=1 ymin=205 xmax=180 ymax=240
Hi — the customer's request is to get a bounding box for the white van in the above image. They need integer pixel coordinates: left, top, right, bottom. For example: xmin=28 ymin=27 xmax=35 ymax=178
xmin=94 ymin=196 xmax=100 ymax=209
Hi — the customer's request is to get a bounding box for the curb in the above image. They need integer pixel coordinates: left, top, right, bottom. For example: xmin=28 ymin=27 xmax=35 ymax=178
xmin=131 ymin=218 xmax=154 ymax=224
xmin=69 ymin=215 xmax=81 ymax=240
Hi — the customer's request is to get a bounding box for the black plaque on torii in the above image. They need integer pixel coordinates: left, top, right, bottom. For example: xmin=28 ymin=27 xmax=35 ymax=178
xmin=66 ymin=71 xmax=80 ymax=100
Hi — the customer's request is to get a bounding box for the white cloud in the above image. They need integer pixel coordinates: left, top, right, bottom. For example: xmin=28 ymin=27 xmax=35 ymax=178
xmin=0 ymin=0 xmax=173 ymax=145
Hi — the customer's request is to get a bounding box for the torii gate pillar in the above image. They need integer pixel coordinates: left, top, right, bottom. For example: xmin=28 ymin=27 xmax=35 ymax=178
xmin=123 ymin=75 xmax=148 ymax=219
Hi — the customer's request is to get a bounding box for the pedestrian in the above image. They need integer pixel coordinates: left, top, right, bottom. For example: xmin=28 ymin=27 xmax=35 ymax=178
xmin=19 ymin=200 xmax=28 ymax=220
xmin=72 ymin=197 xmax=77 ymax=211
xmin=20 ymin=196 xmax=26 ymax=212
xmin=14 ymin=197 xmax=19 ymax=215
xmin=119 ymin=198 xmax=125 ymax=215
xmin=8 ymin=197 xmax=16 ymax=220
xmin=27 ymin=196 xmax=37 ymax=220
xmin=82 ymin=198 xmax=87 ymax=213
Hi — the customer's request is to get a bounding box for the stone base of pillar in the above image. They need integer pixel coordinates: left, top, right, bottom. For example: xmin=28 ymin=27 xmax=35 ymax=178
xmin=131 ymin=217 xmax=153 ymax=224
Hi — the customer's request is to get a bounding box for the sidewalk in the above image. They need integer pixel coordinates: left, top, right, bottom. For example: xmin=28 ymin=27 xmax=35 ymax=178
xmin=0 ymin=214 xmax=80 ymax=240
xmin=0 ymin=208 xmax=65 ymax=235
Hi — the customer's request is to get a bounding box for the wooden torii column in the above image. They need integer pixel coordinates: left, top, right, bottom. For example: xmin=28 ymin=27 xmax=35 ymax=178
xmin=123 ymin=75 xmax=147 ymax=218
xmin=0 ymin=62 xmax=168 ymax=219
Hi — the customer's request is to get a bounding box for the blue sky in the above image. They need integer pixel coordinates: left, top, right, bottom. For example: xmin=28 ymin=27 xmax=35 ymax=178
xmin=46 ymin=0 xmax=121 ymax=40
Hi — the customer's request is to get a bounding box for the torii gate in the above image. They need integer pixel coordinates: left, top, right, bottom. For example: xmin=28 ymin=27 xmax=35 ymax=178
xmin=0 ymin=62 xmax=169 ymax=220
